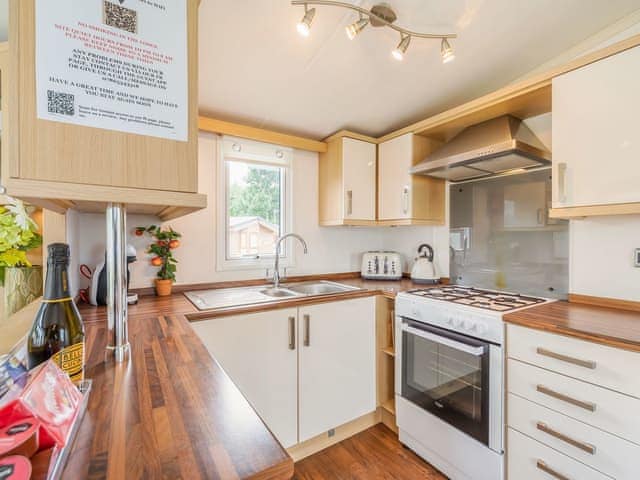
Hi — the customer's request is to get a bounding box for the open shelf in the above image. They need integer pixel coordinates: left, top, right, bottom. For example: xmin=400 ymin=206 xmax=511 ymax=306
xmin=381 ymin=398 xmax=396 ymax=415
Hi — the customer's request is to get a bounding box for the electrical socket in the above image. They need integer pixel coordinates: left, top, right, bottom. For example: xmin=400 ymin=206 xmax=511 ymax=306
xmin=635 ymin=248 xmax=640 ymax=267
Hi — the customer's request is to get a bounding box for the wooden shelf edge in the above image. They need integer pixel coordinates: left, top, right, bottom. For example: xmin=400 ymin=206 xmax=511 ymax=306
xmin=550 ymin=202 xmax=640 ymax=219
xmin=381 ymin=347 xmax=395 ymax=358
xmin=5 ymin=178 xmax=207 ymax=220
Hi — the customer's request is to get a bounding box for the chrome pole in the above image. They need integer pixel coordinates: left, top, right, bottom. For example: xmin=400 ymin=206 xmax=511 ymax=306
xmin=105 ymin=203 xmax=130 ymax=363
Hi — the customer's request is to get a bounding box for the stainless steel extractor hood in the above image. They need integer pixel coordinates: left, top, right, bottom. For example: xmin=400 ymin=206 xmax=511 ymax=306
xmin=410 ymin=115 xmax=551 ymax=182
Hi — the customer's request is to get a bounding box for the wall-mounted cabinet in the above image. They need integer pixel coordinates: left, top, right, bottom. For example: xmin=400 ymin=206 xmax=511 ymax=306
xmin=319 ymin=131 xmax=446 ymax=227
xmin=551 ymin=44 xmax=640 ymax=219
xmin=319 ymin=133 xmax=377 ymax=226
xmin=1 ymin=1 xmax=206 ymax=221
xmin=378 ymin=133 xmax=445 ymax=225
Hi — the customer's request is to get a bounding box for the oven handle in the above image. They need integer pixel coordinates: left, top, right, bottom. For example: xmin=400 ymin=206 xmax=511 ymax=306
xmin=402 ymin=324 xmax=486 ymax=356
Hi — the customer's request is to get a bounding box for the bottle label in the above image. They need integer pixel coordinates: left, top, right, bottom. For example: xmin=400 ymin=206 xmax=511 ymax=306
xmin=51 ymin=342 xmax=84 ymax=383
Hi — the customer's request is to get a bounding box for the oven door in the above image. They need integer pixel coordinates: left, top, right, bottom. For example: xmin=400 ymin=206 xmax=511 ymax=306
xmin=400 ymin=318 xmax=492 ymax=447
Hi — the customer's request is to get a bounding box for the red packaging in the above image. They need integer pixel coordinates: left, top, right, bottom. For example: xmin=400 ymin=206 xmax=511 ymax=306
xmin=0 ymin=456 xmax=32 ymax=480
xmin=0 ymin=361 xmax=83 ymax=451
xmin=0 ymin=417 xmax=40 ymax=458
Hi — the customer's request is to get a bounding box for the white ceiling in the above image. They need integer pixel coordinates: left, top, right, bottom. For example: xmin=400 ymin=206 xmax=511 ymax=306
xmin=198 ymin=0 xmax=640 ymax=139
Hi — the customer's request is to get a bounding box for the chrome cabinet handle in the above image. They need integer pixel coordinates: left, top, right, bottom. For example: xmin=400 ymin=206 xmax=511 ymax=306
xmin=536 ymin=460 xmax=570 ymax=480
xmin=536 ymin=385 xmax=596 ymax=412
xmin=303 ymin=314 xmax=310 ymax=347
xmin=537 ymin=347 xmax=596 ymax=370
xmin=536 ymin=422 xmax=596 ymax=455
xmin=346 ymin=190 xmax=353 ymax=216
xmin=402 ymin=186 xmax=409 ymax=214
xmin=558 ymin=162 xmax=567 ymax=203
xmin=288 ymin=316 xmax=296 ymax=350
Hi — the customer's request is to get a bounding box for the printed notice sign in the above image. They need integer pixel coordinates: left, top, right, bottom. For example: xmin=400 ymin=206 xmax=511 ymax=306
xmin=35 ymin=0 xmax=188 ymax=141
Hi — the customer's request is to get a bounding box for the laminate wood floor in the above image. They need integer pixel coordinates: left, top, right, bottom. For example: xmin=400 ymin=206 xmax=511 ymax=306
xmin=293 ymin=424 xmax=448 ymax=479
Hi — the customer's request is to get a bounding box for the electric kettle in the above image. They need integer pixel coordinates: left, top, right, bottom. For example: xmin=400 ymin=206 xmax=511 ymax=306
xmin=410 ymin=244 xmax=439 ymax=284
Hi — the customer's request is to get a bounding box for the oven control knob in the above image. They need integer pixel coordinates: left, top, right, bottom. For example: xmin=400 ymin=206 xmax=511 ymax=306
xmin=411 ymin=307 xmax=421 ymax=319
xmin=464 ymin=319 xmax=476 ymax=331
xmin=476 ymin=323 xmax=488 ymax=335
xmin=453 ymin=317 xmax=464 ymax=328
xmin=445 ymin=315 xmax=454 ymax=326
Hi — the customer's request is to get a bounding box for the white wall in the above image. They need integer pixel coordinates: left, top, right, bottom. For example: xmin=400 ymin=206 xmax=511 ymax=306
xmin=570 ymin=216 xmax=640 ymax=302
xmin=72 ymin=132 xmax=449 ymax=292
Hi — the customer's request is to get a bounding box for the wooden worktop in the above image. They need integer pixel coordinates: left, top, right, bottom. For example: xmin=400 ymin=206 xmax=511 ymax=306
xmin=63 ymin=298 xmax=294 ymax=479
xmin=504 ymin=300 xmax=640 ymax=353
xmin=63 ymin=274 xmax=428 ymax=479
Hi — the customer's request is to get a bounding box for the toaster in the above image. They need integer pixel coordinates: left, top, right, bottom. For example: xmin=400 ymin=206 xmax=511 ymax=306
xmin=361 ymin=251 xmax=403 ymax=280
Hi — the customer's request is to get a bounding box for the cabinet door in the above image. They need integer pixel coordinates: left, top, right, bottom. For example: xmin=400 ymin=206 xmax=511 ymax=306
xmin=298 ymin=297 xmax=376 ymax=442
xmin=191 ymin=308 xmax=298 ymax=447
xmin=342 ymin=138 xmax=376 ymax=221
xmin=552 ymin=45 xmax=640 ymax=207
xmin=378 ymin=134 xmax=413 ymax=220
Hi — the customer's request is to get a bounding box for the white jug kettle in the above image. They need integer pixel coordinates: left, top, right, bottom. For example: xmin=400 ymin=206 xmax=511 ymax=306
xmin=410 ymin=244 xmax=438 ymax=284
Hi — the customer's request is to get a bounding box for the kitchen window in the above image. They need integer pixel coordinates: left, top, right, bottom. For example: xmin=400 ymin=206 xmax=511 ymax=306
xmin=217 ymin=136 xmax=293 ymax=271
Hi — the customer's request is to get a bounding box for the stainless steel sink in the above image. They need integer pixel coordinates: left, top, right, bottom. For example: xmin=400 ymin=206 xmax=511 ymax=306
xmin=185 ymin=281 xmax=361 ymax=311
xmin=259 ymin=287 xmax=300 ymax=298
xmin=285 ymin=281 xmax=359 ymax=296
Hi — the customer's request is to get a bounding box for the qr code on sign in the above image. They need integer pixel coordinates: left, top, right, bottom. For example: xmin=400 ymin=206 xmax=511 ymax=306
xmin=104 ymin=1 xmax=138 ymax=34
xmin=47 ymin=90 xmax=75 ymax=116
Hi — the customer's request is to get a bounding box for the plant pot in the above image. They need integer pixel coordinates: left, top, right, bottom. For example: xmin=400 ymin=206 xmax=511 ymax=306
xmin=155 ymin=279 xmax=173 ymax=297
xmin=1 ymin=266 xmax=43 ymax=320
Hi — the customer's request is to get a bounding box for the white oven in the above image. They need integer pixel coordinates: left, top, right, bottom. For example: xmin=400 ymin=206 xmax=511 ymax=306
xmin=394 ymin=291 xmax=506 ymax=480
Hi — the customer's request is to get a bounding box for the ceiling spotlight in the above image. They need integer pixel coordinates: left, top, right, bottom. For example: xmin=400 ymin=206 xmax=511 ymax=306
xmin=392 ymin=35 xmax=411 ymax=61
xmin=346 ymin=16 xmax=369 ymax=40
xmin=297 ymin=5 xmax=316 ymax=37
xmin=441 ymin=38 xmax=455 ymax=63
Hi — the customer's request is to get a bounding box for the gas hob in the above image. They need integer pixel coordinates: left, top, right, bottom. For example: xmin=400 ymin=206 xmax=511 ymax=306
xmin=407 ymin=285 xmax=547 ymax=312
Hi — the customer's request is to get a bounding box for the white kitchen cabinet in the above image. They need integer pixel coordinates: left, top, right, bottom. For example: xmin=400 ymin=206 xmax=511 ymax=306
xmin=378 ymin=133 xmax=445 ymax=225
xmin=190 ymin=308 xmax=299 ymax=448
xmin=552 ymin=45 xmax=640 ymax=209
xmin=319 ymin=133 xmax=377 ymax=225
xmin=298 ymin=297 xmax=376 ymax=442
xmin=506 ymin=324 xmax=640 ymax=479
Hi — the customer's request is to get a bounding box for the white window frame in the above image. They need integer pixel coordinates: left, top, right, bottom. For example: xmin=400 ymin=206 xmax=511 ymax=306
xmin=216 ymin=135 xmax=293 ymax=272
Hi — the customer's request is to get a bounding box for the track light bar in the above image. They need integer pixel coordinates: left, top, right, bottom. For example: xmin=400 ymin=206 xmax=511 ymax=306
xmin=292 ymin=1 xmax=456 ymax=40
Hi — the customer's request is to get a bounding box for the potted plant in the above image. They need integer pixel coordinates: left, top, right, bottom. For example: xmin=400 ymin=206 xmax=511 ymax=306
xmin=135 ymin=225 xmax=181 ymax=297
xmin=0 ymin=198 xmax=43 ymax=317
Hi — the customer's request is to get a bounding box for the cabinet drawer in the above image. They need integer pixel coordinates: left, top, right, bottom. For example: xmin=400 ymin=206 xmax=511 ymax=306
xmin=508 ymin=428 xmax=611 ymax=480
xmin=508 ymin=359 xmax=640 ymax=444
xmin=508 ymin=393 xmax=640 ymax=479
xmin=507 ymin=324 xmax=640 ymax=398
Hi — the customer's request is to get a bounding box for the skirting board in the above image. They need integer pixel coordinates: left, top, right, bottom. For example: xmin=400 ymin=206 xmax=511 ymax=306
xmin=287 ymin=410 xmax=380 ymax=462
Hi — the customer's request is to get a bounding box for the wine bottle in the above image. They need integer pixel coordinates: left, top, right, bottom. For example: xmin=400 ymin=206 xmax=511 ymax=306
xmin=27 ymin=243 xmax=85 ymax=384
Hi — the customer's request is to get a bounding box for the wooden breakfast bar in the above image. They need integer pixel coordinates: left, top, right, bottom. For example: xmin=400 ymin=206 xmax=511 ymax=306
xmin=62 ymin=299 xmax=294 ymax=480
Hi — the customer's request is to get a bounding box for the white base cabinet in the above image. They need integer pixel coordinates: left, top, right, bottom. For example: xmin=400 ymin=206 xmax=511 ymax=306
xmin=506 ymin=324 xmax=640 ymax=480
xmin=190 ymin=307 xmax=299 ymax=447
xmin=298 ymin=298 xmax=376 ymax=442
xmin=192 ymin=297 xmax=376 ymax=448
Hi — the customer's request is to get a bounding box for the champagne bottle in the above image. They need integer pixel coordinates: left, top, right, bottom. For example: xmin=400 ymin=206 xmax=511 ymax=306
xmin=27 ymin=243 xmax=85 ymax=384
